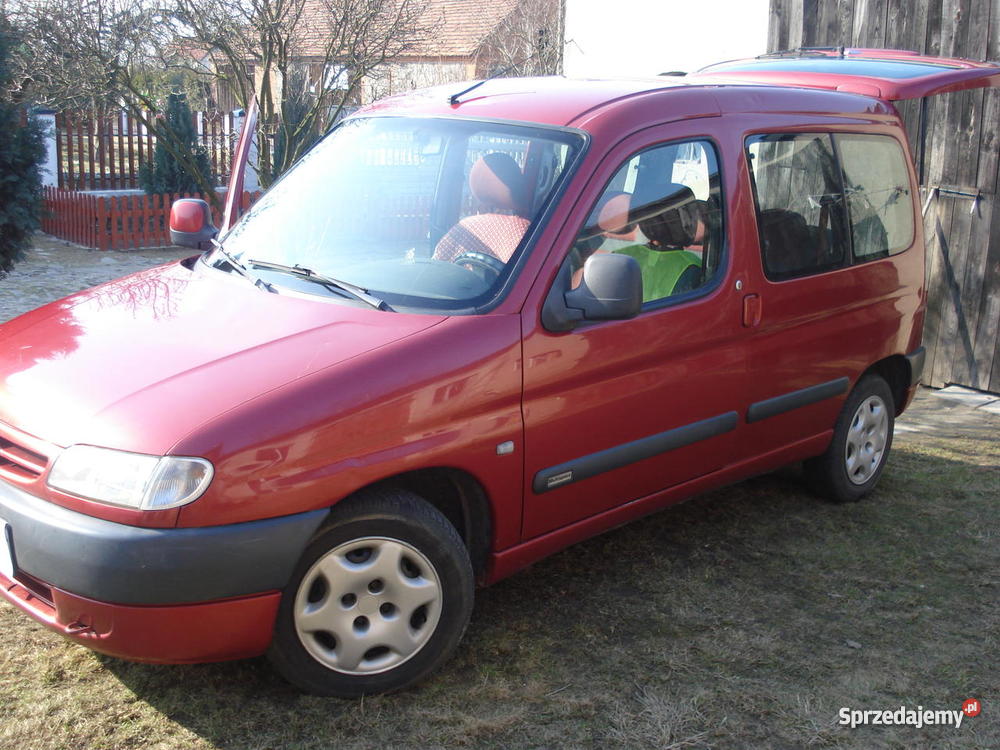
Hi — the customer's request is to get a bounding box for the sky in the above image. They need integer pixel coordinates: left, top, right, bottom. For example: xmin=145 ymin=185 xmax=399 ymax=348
xmin=563 ymin=0 xmax=771 ymax=78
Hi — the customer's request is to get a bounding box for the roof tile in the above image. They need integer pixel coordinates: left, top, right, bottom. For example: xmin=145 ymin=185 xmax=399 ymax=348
xmin=297 ymin=0 xmax=518 ymax=59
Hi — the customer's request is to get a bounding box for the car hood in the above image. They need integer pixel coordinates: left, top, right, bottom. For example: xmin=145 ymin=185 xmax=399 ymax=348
xmin=0 ymin=260 xmax=444 ymax=454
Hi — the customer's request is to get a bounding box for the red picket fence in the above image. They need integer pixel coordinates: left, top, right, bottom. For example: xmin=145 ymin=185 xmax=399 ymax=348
xmin=41 ymin=187 xmax=261 ymax=250
xmin=55 ymin=110 xmax=238 ymax=191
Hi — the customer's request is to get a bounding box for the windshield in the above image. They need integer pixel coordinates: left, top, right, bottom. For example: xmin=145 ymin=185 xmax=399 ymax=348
xmin=213 ymin=116 xmax=584 ymax=311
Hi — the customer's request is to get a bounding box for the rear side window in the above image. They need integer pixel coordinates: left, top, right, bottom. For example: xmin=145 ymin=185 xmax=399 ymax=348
xmin=838 ymin=135 xmax=915 ymax=258
xmin=746 ymin=134 xmax=849 ymax=280
xmin=746 ymin=132 xmax=915 ymax=281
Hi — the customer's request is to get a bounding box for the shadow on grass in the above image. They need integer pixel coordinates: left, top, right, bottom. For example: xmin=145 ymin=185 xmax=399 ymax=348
xmin=93 ymin=440 xmax=998 ymax=749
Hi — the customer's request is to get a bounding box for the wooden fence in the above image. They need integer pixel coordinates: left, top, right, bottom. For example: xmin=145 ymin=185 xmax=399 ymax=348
xmin=55 ymin=110 xmax=238 ymax=191
xmin=769 ymin=0 xmax=1000 ymax=393
xmin=41 ymin=187 xmax=260 ymax=250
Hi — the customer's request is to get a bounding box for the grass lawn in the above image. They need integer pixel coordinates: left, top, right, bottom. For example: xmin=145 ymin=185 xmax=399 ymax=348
xmin=1 ymin=401 xmax=997 ymax=749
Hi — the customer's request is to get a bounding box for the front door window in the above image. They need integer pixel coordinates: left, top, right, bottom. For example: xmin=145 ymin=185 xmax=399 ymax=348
xmin=569 ymin=139 xmax=725 ymax=305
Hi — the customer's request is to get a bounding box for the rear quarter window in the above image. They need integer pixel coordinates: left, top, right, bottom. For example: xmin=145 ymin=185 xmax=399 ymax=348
xmin=837 ymin=134 xmax=915 ymax=259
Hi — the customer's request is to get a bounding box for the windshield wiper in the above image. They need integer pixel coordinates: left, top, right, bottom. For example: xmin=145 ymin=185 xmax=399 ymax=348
xmin=210 ymin=239 xmax=276 ymax=292
xmin=247 ymin=259 xmax=393 ymax=311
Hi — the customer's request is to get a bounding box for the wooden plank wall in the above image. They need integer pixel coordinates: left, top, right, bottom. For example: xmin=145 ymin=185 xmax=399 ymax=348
xmin=768 ymin=0 xmax=1000 ymax=393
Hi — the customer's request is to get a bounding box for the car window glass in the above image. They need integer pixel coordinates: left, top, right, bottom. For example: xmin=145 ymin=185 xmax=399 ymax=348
xmin=836 ymin=134 xmax=914 ymax=259
xmin=570 ymin=139 xmax=724 ymax=305
xmin=746 ymin=133 xmax=849 ymax=280
xmin=218 ymin=117 xmax=583 ymax=312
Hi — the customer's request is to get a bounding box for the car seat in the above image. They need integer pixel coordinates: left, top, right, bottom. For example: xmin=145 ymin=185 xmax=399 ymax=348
xmin=433 ymin=153 xmax=531 ymax=265
xmin=758 ymin=208 xmax=814 ymax=276
xmin=611 ymin=184 xmax=704 ymax=301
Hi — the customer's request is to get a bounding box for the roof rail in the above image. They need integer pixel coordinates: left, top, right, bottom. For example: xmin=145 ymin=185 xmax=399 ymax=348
xmin=758 ymin=47 xmax=846 ymax=60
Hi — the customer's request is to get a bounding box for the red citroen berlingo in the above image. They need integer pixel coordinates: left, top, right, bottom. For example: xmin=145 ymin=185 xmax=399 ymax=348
xmin=1 ymin=49 xmax=996 ymax=696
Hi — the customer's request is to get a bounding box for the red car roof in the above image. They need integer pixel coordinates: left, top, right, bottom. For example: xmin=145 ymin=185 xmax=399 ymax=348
xmin=355 ymin=76 xmax=686 ymax=128
xmin=353 ymin=74 xmax=896 ymax=132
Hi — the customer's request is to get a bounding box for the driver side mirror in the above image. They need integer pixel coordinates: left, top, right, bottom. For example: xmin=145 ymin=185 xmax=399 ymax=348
xmin=542 ymin=253 xmax=643 ymax=332
xmin=169 ymin=199 xmax=218 ymax=251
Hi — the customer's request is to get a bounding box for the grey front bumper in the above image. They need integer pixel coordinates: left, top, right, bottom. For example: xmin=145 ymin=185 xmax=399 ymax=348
xmin=0 ymin=479 xmax=326 ymax=605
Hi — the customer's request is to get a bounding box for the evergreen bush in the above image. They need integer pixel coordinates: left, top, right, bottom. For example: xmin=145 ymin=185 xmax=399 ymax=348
xmin=138 ymin=92 xmax=212 ymax=195
xmin=0 ymin=20 xmax=46 ymax=279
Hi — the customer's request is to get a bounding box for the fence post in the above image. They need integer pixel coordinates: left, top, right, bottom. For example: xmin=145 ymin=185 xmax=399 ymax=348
xmin=85 ymin=116 xmax=97 ymax=191
xmin=53 ymin=189 xmax=62 ymax=239
xmin=63 ymin=114 xmax=75 ymax=189
xmin=144 ymin=195 xmax=152 ymax=249
xmin=32 ymin=109 xmax=59 ymax=188
xmin=122 ymin=194 xmax=131 ymax=249
xmin=116 ymin=111 xmax=126 ymax=190
xmin=126 ymin=111 xmax=137 ymax=188
xmin=139 ymin=193 xmax=148 ymax=248
xmin=233 ymin=108 xmax=260 ymax=192
xmin=74 ymin=115 xmax=84 ymax=190
xmin=68 ymin=190 xmax=76 ymax=244
xmin=144 ymin=113 xmax=154 ymax=171
xmin=91 ymin=198 xmax=110 ymax=250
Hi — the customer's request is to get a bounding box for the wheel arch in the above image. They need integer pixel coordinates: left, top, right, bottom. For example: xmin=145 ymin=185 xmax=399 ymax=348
xmin=861 ymin=354 xmax=911 ymax=416
xmin=332 ymin=467 xmax=494 ymax=585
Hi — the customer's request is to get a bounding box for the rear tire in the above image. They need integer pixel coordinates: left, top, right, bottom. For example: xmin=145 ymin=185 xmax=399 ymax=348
xmin=267 ymin=487 xmax=474 ymax=697
xmin=805 ymin=374 xmax=895 ymax=503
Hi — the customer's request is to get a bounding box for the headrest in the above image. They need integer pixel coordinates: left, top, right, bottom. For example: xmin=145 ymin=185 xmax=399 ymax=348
xmin=633 ymin=184 xmax=700 ymax=249
xmin=595 ymin=191 xmax=635 ymax=236
xmin=470 ymin=152 xmax=525 ymax=212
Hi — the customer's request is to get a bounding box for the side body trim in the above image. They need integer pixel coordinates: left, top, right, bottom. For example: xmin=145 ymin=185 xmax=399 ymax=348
xmin=746 ymin=377 xmax=850 ymax=423
xmin=491 ymin=430 xmax=834 ymax=585
xmin=532 ymin=411 xmax=738 ymax=494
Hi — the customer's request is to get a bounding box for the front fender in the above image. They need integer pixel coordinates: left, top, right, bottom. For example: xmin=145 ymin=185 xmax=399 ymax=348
xmin=173 ymin=315 xmax=525 ymax=550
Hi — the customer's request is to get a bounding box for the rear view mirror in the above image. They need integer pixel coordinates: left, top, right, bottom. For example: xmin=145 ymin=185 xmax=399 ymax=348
xmin=169 ymin=199 xmax=218 ymax=251
xmin=542 ymin=252 xmax=643 ymax=332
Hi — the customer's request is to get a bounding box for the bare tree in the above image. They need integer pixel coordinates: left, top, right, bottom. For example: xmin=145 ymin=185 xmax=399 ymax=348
xmin=10 ymin=0 xmax=158 ymax=111
xmin=11 ymin=0 xmax=436 ymax=193
xmin=170 ymin=0 xmax=437 ymax=186
xmin=481 ymin=0 xmax=565 ymax=77
xmin=10 ymin=0 xmax=221 ymax=199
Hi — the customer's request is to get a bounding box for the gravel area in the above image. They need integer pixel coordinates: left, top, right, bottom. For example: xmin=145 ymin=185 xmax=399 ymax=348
xmin=0 ymin=234 xmax=192 ymax=323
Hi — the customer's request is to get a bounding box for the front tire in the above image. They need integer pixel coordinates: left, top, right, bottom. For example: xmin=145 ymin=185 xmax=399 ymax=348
xmin=268 ymin=488 xmax=474 ymax=697
xmin=805 ymin=374 xmax=895 ymax=503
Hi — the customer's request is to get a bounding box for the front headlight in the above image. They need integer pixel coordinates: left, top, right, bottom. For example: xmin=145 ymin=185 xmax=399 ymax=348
xmin=47 ymin=445 xmax=214 ymax=510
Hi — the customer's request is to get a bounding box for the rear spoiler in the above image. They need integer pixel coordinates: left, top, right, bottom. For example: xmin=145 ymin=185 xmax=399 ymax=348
xmin=689 ymin=48 xmax=1000 ymax=102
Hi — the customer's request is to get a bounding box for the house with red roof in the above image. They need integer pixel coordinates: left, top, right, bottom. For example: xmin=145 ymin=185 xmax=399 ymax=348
xmin=189 ymin=0 xmax=561 ymax=111
xmin=298 ymin=0 xmax=559 ymax=104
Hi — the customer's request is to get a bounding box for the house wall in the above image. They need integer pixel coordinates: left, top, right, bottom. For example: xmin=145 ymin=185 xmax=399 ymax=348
xmin=771 ymin=0 xmax=1000 ymax=393
xmin=475 ymin=0 xmax=565 ymax=77
xmin=362 ymin=60 xmax=473 ymax=103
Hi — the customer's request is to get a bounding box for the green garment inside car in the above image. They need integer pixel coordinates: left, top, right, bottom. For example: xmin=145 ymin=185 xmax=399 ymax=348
xmin=613 ymin=245 xmax=701 ymax=302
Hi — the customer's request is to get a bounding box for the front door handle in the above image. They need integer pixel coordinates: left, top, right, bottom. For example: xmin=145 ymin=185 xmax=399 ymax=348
xmin=742 ymin=294 xmax=761 ymax=327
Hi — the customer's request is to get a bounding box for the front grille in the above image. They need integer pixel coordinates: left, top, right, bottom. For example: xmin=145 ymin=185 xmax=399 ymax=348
xmin=0 ymin=436 xmax=48 ymax=482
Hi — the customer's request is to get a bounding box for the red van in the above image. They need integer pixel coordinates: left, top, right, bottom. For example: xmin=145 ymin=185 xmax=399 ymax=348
xmin=1 ymin=49 xmax=997 ymax=696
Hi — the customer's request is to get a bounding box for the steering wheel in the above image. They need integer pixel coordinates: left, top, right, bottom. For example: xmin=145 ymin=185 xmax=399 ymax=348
xmin=452 ymin=251 xmax=506 ymax=279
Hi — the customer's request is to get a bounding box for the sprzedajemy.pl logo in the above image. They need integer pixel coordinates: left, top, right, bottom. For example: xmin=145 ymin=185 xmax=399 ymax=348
xmin=839 ymin=699 xmax=981 ymax=730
